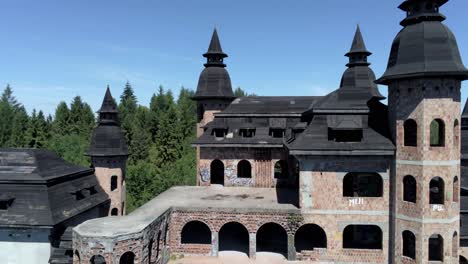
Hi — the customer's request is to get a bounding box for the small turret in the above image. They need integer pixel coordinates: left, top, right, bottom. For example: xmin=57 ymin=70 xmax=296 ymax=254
xmin=87 ymin=87 xmax=128 ymax=216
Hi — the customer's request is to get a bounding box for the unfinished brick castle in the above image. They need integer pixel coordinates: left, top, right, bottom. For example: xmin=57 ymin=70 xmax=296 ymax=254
xmin=73 ymin=0 xmax=468 ymax=263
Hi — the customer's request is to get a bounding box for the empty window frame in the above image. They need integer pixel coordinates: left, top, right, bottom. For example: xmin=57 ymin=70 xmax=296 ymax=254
xmin=239 ymin=128 xmax=256 ymax=138
xmin=328 ymin=128 xmax=363 ymax=142
xmin=404 ymin=119 xmax=417 ymax=146
xmin=343 ymin=173 xmax=383 ymax=197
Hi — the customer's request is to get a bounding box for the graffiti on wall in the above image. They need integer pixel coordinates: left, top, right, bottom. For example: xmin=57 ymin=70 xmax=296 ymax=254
xmin=225 ymin=163 xmax=252 ymax=186
xmin=200 ymin=166 xmax=210 ymax=182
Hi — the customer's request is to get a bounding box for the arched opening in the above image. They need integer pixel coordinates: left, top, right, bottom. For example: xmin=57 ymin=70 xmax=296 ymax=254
xmin=343 ymin=172 xmax=383 ymax=197
xmin=430 ymin=177 xmax=445 ymax=205
xmin=237 ymin=160 xmax=252 ymax=178
xmin=453 ymin=232 xmax=458 ymax=258
xmin=402 ymin=230 xmax=416 ymax=259
xmin=430 ymin=119 xmax=445 ymax=147
xmin=74 ymin=250 xmax=81 ymax=264
xmin=156 ymin=230 xmax=161 ymax=260
xmin=90 ymin=255 xmax=106 ymax=264
xmin=454 ymin=176 xmax=459 ymax=202
xmin=256 ymin=223 xmax=288 ymax=257
xmin=343 ymin=225 xmax=382 ymax=249
xmin=210 ymin=159 xmax=224 ymax=185
xmin=111 ymin=208 xmax=118 ymax=216
xmin=219 ymin=222 xmax=249 ymax=256
xmin=148 ymin=238 xmax=154 ymax=264
xmin=119 ymin=252 xmax=135 ymax=264
xmin=274 ymin=160 xmax=288 ymax=179
xmin=111 ymin=175 xmax=118 ymax=191
xmin=454 ymin=119 xmax=460 ymax=147
xmin=403 ymin=175 xmax=417 ymax=203
xmin=404 ymin=119 xmax=417 ymax=146
xmin=428 ymin=234 xmax=444 ymax=261
xmin=461 ymin=255 xmax=468 ymax=264
xmin=181 ymin=221 xmax=211 ymax=244
xmin=295 ymin=224 xmax=327 ymax=252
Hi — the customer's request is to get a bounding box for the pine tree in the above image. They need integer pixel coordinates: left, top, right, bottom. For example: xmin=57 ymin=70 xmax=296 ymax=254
xmin=128 ymin=106 xmax=152 ymax=163
xmin=69 ymin=96 xmax=95 ymax=138
xmin=119 ymin=82 xmax=138 ymax=154
xmin=0 ymin=85 xmax=20 ymax=147
xmin=9 ymin=106 xmax=29 ymax=147
xmin=52 ymin=101 xmax=70 ymax=136
xmin=177 ymin=87 xmax=196 ymax=139
xmin=1 ymin=84 xmax=20 ymax=109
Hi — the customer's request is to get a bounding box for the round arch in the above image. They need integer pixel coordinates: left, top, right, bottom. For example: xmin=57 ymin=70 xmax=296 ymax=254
xmin=256 ymin=222 xmax=288 ymax=257
xmin=119 ymin=251 xmax=135 ymax=264
xmin=294 ymin=224 xmax=327 ymax=252
xmin=219 ymin=222 xmax=249 ymax=256
xmin=181 ymin=220 xmax=211 ymax=244
xmin=210 ymin=160 xmax=224 ymax=185
xmin=90 ymin=255 xmax=106 ymax=264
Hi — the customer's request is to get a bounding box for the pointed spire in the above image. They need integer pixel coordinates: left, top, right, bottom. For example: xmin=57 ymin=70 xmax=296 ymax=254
xmin=99 ymin=85 xmax=118 ymax=114
xmin=203 ymin=28 xmax=228 ymax=67
xmin=345 ymin=25 xmax=372 ymax=67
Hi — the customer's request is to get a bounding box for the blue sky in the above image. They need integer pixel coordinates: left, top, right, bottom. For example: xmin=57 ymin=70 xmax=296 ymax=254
xmin=0 ymin=0 xmax=467 ymax=115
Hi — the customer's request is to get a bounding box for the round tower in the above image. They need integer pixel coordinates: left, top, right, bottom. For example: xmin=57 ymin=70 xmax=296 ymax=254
xmin=192 ymin=28 xmax=235 ymax=138
xmin=376 ymin=0 xmax=468 ymax=262
xmin=87 ymin=86 xmax=129 ymax=216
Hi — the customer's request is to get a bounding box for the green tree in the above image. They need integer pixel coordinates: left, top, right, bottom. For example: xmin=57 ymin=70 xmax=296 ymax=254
xmin=0 ymin=85 xmax=20 ymax=146
xmin=52 ymin=101 xmax=71 ymax=136
xmin=46 ymin=134 xmax=90 ymax=166
xmin=177 ymin=87 xmax=196 ymax=138
xmin=9 ymin=106 xmax=29 ymax=147
xmin=69 ymin=96 xmax=95 ymax=139
xmin=26 ymin=110 xmax=48 ymax=148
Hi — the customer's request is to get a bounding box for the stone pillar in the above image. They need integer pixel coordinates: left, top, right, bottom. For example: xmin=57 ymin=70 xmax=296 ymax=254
xmin=211 ymin=231 xmax=218 ymax=257
xmin=249 ymin=233 xmax=256 ymax=259
xmin=287 ymin=234 xmax=296 ymax=261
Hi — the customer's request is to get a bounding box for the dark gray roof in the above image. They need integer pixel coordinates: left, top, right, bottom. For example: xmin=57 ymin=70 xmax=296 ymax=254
xmin=287 ymin=114 xmax=395 ymax=155
xmin=377 ymin=1 xmax=468 ymax=84
xmin=345 ymin=25 xmax=371 ymax=57
xmin=0 ymin=149 xmax=108 ymax=227
xmin=98 ymin=86 xmax=118 ymax=114
xmin=88 ymin=122 xmax=128 ymax=157
xmin=88 ymin=88 xmax=128 ymax=157
xmin=193 ymin=29 xmax=235 ymax=100
xmin=218 ymin=96 xmax=321 ymax=116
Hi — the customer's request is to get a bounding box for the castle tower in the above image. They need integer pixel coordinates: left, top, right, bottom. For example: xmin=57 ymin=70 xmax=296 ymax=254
xmin=192 ymin=28 xmax=235 ymax=138
xmin=87 ymin=86 xmax=129 ymax=216
xmin=376 ymin=0 xmax=468 ymax=262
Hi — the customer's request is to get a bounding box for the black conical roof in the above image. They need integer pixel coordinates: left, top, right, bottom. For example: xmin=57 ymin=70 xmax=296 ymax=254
xmin=203 ymin=29 xmax=227 ymax=58
xmin=377 ymin=0 xmax=468 ymax=84
xmin=99 ymin=86 xmax=118 ymax=113
xmin=87 ymin=87 xmax=128 ymax=157
xmin=345 ymin=25 xmax=371 ymax=57
xmin=193 ymin=29 xmax=234 ymax=100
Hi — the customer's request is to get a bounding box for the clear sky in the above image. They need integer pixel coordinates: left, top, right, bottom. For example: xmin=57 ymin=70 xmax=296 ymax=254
xmin=1 ymin=0 xmax=467 ymax=115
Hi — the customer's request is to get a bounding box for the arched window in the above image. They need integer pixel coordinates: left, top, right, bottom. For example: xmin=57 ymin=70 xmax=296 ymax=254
xmin=428 ymin=234 xmax=444 ymax=261
xmin=90 ymin=255 xmax=106 ymax=264
xmin=402 ymin=230 xmax=416 ymax=259
xmin=111 ymin=208 xmax=118 ymax=216
xmin=403 ymin=175 xmax=417 ymax=203
xmin=430 ymin=119 xmax=445 ymax=147
xmin=274 ymin=160 xmax=288 ymax=179
xmin=454 ymin=119 xmax=460 ymax=147
xmin=210 ymin=160 xmax=224 ymax=185
xmin=119 ymin=252 xmax=135 ymax=264
xmin=461 ymin=255 xmax=468 ymax=264
xmin=454 ymin=176 xmax=459 ymax=202
xmin=111 ymin=175 xmax=118 ymax=191
xmin=237 ymin=160 xmax=252 ymax=178
xmin=453 ymin=232 xmax=458 ymax=258
xmin=404 ymin=119 xmax=417 ymax=146
xmin=256 ymin=223 xmax=288 ymax=257
xmin=294 ymin=224 xmax=327 ymax=252
xmin=429 ymin=177 xmax=445 ymax=205
xmin=343 ymin=173 xmax=383 ymax=197
xmin=181 ymin=221 xmax=211 ymax=244
xmin=148 ymin=238 xmax=154 ymax=264
xmin=343 ymin=225 xmax=382 ymax=249
xmin=219 ymin=222 xmax=249 ymax=256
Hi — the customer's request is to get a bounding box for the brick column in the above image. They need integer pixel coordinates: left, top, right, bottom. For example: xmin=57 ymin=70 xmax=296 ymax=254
xmin=287 ymin=234 xmax=296 ymax=261
xmin=211 ymin=231 xmax=218 ymax=256
xmin=249 ymin=233 xmax=256 ymax=259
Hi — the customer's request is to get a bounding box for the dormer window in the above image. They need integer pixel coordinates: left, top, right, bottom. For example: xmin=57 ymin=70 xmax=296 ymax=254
xmin=239 ymin=128 xmax=256 ymax=138
xmin=269 ymin=128 xmax=285 ymax=138
xmin=87 ymin=186 xmax=98 ymax=195
xmin=328 ymin=128 xmax=363 ymax=142
xmin=72 ymin=190 xmax=85 ymax=201
xmin=212 ymin=128 xmax=228 ymax=138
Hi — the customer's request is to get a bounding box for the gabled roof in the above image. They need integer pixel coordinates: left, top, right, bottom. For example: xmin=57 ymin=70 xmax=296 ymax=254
xmin=0 ymin=148 xmax=109 ymax=227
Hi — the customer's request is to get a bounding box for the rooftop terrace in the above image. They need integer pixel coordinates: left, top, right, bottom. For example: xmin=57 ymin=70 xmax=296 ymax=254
xmin=74 ymin=186 xmax=299 ymax=237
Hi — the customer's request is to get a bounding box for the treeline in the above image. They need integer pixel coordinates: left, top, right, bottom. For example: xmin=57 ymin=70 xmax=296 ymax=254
xmin=0 ymin=83 xmax=249 ymax=212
